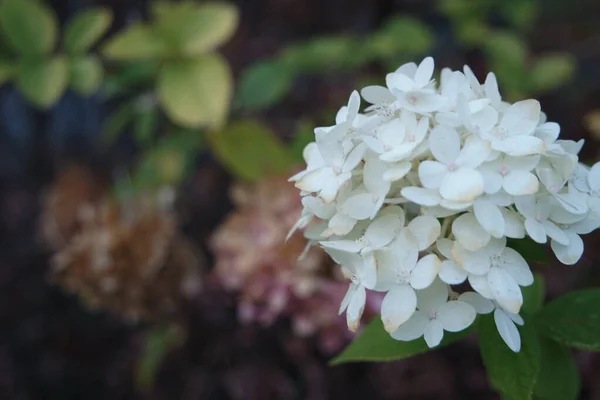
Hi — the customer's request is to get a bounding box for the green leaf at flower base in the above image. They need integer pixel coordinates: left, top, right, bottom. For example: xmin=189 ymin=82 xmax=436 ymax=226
xmin=157 ymin=54 xmax=232 ymax=128
xmin=234 ymin=59 xmax=294 ymax=111
xmin=533 ymin=336 xmax=580 ymax=400
xmin=507 ymin=237 xmax=549 ymax=264
xmin=102 ymin=24 xmax=168 ymax=61
xmin=531 ymin=54 xmax=576 ymax=93
xmin=479 ymin=314 xmax=541 ymax=400
xmin=330 ymin=318 xmax=471 ymax=366
xmin=17 ymin=56 xmax=69 ymax=108
xmin=69 ymin=55 xmax=103 ymax=95
xmin=0 ymin=0 xmax=58 ymax=56
xmin=521 ymin=273 xmax=545 ymax=315
xmin=206 ymin=120 xmax=295 ymax=181
xmin=64 ymin=7 xmax=113 ymax=54
xmin=152 ymin=2 xmax=238 ymax=56
xmin=535 ymin=288 xmax=600 ymax=350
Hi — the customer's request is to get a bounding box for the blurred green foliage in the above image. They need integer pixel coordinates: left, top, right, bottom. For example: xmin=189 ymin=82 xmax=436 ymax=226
xmin=0 ymin=0 xmax=112 ymax=106
xmin=102 ymin=2 xmax=237 ymax=129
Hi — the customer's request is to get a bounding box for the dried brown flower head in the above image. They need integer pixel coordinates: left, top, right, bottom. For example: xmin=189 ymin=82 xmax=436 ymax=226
xmin=39 ymin=165 xmax=107 ymax=250
xmin=41 ymin=167 xmax=202 ymax=322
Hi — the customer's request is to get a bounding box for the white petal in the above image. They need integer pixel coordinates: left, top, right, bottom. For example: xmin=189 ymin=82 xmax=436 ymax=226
xmin=419 ymin=161 xmax=448 ymax=189
xmin=416 ymin=279 xmax=448 ymax=314
xmin=494 ymin=136 xmax=546 ymax=156
xmin=386 ymin=72 xmax=415 ymax=92
xmin=436 ymin=238 xmax=454 ymax=259
xmin=440 ymin=168 xmax=484 ymax=202
xmin=469 ymin=274 xmax=494 ymax=299
xmin=500 ymin=99 xmax=540 ymax=136
xmin=364 ymin=217 xmax=402 ymax=250
xmin=401 ymin=187 xmax=441 ymax=206
xmin=437 ymin=301 xmax=476 ymax=332
xmin=542 ymin=220 xmax=569 ymax=245
xmin=503 ymin=171 xmax=539 ymax=196
xmin=474 ymin=198 xmax=505 ymax=238
xmin=391 ymin=311 xmax=428 ymax=341
xmin=415 ymin=56 xmax=434 ymax=87
xmin=494 ymin=308 xmax=521 ymax=352
xmin=501 ymin=248 xmax=533 ymax=286
xmin=452 ymin=213 xmax=491 ymax=251
xmin=429 ymin=125 xmax=461 ymax=165
xmin=364 ymin=155 xmax=392 ymax=196
xmin=455 ymin=136 xmax=491 ymax=168
xmin=295 ymin=167 xmax=335 ymax=192
xmin=589 ymin=163 xmax=600 ymax=192
xmin=408 ymin=216 xmax=441 ymax=250
xmin=410 ymin=254 xmax=441 ymax=290
xmin=381 ymin=285 xmax=418 ymax=332
xmin=402 ymin=91 xmax=447 ymax=113
xmin=338 ymin=283 xmax=355 ymax=314
xmin=346 ymin=285 xmax=366 ymax=331
xmin=501 ymin=209 xmax=526 ymax=239
xmin=424 ymin=320 xmax=444 ymax=347
xmin=439 ymin=260 xmax=467 ymax=284
xmin=383 ymin=162 xmax=412 ymax=182
xmin=342 ymin=143 xmax=367 ymax=172
xmin=459 ymin=292 xmax=494 ymax=314
xmin=480 ymin=168 xmax=503 ymax=194
xmin=551 ymin=232 xmax=583 ymax=265
xmin=325 ymin=213 xmax=357 ymax=236
xmin=321 ymin=239 xmax=362 ymax=253
xmin=488 ymin=267 xmax=523 ymax=314
xmin=340 ymin=193 xmax=378 ymax=220
xmin=525 ymin=219 xmax=547 ymax=244
xmin=361 ymin=85 xmax=395 ymax=104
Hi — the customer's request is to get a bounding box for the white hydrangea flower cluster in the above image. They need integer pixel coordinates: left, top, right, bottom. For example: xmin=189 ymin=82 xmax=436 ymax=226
xmin=288 ymin=57 xmax=600 ymax=352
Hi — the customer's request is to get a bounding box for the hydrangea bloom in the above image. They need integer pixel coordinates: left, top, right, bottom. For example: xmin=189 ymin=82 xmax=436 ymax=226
xmin=289 ymin=57 xmax=600 ymax=352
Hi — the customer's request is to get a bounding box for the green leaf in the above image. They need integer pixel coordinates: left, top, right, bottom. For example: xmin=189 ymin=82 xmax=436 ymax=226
xmin=507 ymin=237 xmax=549 ymax=264
xmin=134 ymin=110 xmax=158 ymax=147
xmin=479 ymin=314 xmax=541 ymax=400
xmin=153 ymin=2 xmax=238 ymax=56
xmin=290 ymin=119 xmax=314 ymax=162
xmin=17 ymin=56 xmax=69 ymax=108
xmin=102 ymin=24 xmax=168 ymax=61
xmin=135 ymin=325 xmax=183 ymax=391
xmin=368 ymin=16 xmax=434 ymax=59
xmin=234 ymin=59 xmax=294 ymax=111
xmin=533 ymin=336 xmax=580 ymax=400
xmin=0 ymin=58 xmax=13 ymax=85
xmin=69 ymin=55 xmax=103 ymax=95
xmin=280 ymin=36 xmax=358 ymax=73
xmin=531 ymin=54 xmax=576 ymax=92
xmin=158 ymin=54 xmax=232 ymax=128
xmin=206 ymin=120 xmax=295 ymax=181
xmin=522 ymin=273 xmax=545 ymax=315
xmin=64 ymin=7 xmax=113 ymax=54
xmin=536 ymin=288 xmax=600 ymax=350
xmin=0 ymin=0 xmax=58 ymax=56
xmin=102 ymin=103 xmax=134 ymax=145
xmin=330 ymin=318 xmax=471 ymax=365
xmin=102 ymin=61 xmax=158 ymax=98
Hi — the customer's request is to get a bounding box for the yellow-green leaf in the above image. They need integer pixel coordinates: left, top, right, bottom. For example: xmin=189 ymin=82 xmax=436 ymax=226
xmin=206 ymin=120 xmax=295 ymax=181
xmin=17 ymin=56 xmax=68 ymax=108
xmin=157 ymin=54 xmax=232 ymax=128
xmin=234 ymin=59 xmax=294 ymax=111
xmin=0 ymin=0 xmax=58 ymax=56
xmin=69 ymin=55 xmax=103 ymax=95
xmin=102 ymin=24 xmax=168 ymax=61
xmin=531 ymin=54 xmax=576 ymax=92
xmin=64 ymin=7 xmax=113 ymax=54
xmin=153 ymin=2 xmax=238 ymax=56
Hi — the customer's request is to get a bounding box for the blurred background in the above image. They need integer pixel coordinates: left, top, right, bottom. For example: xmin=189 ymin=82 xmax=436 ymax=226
xmin=1 ymin=0 xmax=600 ymax=398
